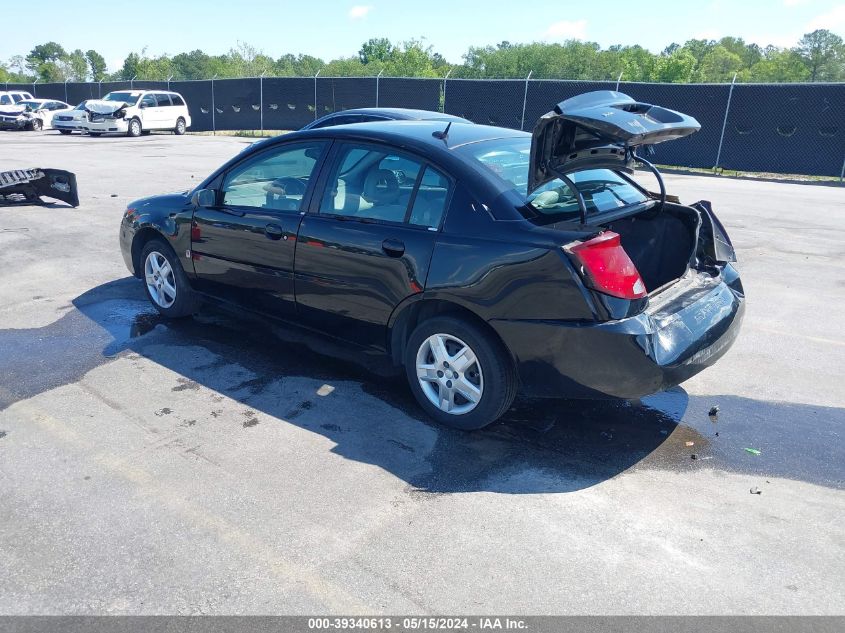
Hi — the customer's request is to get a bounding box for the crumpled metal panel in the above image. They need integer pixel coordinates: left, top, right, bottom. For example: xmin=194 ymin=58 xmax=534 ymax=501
xmin=0 ymin=169 xmax=80 ymax=207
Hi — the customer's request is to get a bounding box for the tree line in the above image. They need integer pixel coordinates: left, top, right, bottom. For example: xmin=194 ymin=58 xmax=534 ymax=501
xmin=2 ymin=31 xmax=843 ymax=86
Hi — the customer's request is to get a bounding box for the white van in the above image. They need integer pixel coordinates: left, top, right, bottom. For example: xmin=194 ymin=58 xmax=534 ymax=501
xmin=0 ymin=90 xmax=35 ymax=106
xmin=82 ymin=90 xmax=191 ymax=137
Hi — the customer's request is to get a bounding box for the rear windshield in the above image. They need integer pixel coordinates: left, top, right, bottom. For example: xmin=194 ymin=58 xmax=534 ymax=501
xmin=457 ymin=137 xmax=648 ymax=222
xmin=103 ymin=92 xmax=140 ymax=105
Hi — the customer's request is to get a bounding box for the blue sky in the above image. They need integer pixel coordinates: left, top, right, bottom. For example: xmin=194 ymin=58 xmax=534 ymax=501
xmin=5 ymin=0 xmax=844 ymax=71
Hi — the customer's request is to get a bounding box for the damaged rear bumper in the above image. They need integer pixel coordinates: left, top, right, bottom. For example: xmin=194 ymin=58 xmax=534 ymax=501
xmin=491 ymin=264 xmax=745 ymax=399
xmin=0 ymin=169 xmax=80 ymax=207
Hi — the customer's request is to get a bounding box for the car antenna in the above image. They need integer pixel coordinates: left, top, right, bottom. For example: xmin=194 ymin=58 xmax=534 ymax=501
xmin=432 ymin=121 xmax=452 ymax=141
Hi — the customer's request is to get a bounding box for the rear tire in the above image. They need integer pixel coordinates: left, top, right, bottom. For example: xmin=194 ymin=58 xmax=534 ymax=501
xmin=88 ymin=132 xmax=102 ymax=137
xmin=139 ymin=238 xmax=200 ymax=318
xmin=59 ymin=129 xmax=72 ymax=135
xmin=174 ymin=117 xmax=186 ymax=135
xmin=404 ymin=316 xmax=517 ymax=430
xmin=127 ymin=118 xmax=142 ymax=137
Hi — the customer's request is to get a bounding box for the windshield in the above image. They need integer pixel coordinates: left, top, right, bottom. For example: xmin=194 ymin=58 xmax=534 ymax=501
xmin=18 ymin=100 xmax=42 ymax=109
xmin=103 ymin=92 xmax=140 ymax=105
xmin=457 ymin=137 xmax=648 ymax=222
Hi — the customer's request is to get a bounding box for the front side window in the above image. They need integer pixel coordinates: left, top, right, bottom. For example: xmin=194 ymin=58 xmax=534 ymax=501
xmin=222 ymin=142 xmax=326 ymax=211
xmin=12 ymin=94 xmax=25 ymax=103
xmin=457 ymin=137 xmax=648 ymax=223
xmin=140 ymin=94 xmax=156 ymax=108
xmin=155 ymin=93 xmax=172 ymax=107
xmin=320 ymin=144 xmax=449 ymax=229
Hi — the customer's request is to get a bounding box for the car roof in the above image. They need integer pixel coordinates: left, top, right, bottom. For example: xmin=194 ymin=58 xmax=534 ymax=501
xmin=294 ymin=119 xmax=526 ymax=151
xmin=331 ymin=107 xmax=468 ymax=121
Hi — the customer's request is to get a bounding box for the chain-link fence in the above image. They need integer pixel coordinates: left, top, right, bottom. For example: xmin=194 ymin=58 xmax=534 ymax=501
xmin=4 ymin=76 xmax=844 ymax=177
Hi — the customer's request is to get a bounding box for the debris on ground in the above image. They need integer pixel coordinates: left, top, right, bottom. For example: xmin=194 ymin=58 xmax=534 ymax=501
xmin=0 ymin=169 xmax=79 ymax=207
xmin=691 ymin=453 xmax=698 ymax=460
xmin=708 ymin=405 xmax=720 ymax=422
xmin=744 ymin=447 xmax=762 ymax=456
xmin=750 ymin=487 xmax=762 ymax=495
xmin=685 ymin=441 xmax=695 ymax=447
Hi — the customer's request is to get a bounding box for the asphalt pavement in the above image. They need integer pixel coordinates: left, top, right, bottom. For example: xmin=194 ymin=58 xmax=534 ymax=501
xmin=0 ymin=131 xmax=843 ymax=615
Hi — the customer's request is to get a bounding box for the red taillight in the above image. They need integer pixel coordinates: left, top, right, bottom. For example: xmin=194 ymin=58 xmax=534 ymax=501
xmin=567 ymin=231 xmax=647 ymax=300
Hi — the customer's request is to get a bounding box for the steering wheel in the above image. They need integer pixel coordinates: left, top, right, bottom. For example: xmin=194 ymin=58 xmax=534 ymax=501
xmin=264 ymin=176 xmax=306 ymax=197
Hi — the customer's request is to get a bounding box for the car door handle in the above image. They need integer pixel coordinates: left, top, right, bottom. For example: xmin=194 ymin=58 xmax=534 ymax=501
xmin=264 ymin=223 xmax=284 ymax=240
xmin=382 ymin=239 xmax=405 ymax=257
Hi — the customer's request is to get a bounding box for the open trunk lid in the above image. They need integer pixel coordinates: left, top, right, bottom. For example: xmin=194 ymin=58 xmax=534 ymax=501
xmin=528 ymin=91 xmax=700 ymax=193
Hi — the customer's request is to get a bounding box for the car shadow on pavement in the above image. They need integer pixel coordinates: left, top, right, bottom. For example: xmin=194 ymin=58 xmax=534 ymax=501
xmin=3 ymin=277 xmax=842 ymax=492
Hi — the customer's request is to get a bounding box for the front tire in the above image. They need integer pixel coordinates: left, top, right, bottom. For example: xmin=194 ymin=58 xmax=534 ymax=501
xmin=127 ymin=118 xmax=142 ymax=137
xmin=30 ymin=119 xmax=43 ymax=131
xmin=140 ymin=238 xmax=200 ymax=318
xmin=405 ymin=316 xmax=517 ymax=430
xmin=59 ymin=129 xmax=72 ymax=135
xmin=174 ymin=117 xmax=186 ymax=135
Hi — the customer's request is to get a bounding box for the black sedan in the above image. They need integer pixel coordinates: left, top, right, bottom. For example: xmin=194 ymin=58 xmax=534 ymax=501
xmin=301 ymin=107 xmax=470 ymax=130
xmin=119 ymin=91 xmax=744 ymax=429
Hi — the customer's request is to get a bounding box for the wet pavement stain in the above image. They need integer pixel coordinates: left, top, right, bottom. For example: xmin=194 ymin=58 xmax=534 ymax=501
xmin=172 ymin=378 xmax=200 ymax=392
xmin=1 ymin=276 xmax=843 ymax=491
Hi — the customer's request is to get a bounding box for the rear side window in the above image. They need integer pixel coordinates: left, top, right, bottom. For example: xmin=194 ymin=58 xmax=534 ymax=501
xmin=170 ymin=94 xmax=185 ymax=106
xmin=320 ymin=143 xmax=449 ymax=229
xmin=0 ymin=95 xmax=11 ymax=105
xmin=155 ymin=93 xmax=171 ymax=106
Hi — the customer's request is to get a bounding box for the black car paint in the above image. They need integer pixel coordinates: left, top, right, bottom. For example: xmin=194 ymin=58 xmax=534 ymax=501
xmin=120 ymin=120 xmax=743 ymax=401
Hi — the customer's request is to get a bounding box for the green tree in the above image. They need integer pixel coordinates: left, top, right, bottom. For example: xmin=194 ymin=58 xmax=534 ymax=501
xmin=66 ymin=49 xmax=89 ymax=81
xmin=651 ymin=49 xmax=696 ymax=83
xmin=86 ymin=50 xmax=108 ymax=81
xmin=359 ymin=38 xmax=395 ymax=65
xmin=795 ymin=29 xmax=844 ymax=81
xmin=696 ymin=45 xmax=744 ymax=82
xmin=118 ymin=52 xmax=140 ymax=80
xmin=749 ymin=48 xmax=810 ymax=82
xmin=26 ymin=41 xmax=67 ymax=82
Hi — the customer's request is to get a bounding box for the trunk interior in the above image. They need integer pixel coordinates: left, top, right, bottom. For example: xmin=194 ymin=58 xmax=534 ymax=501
xmin=605 ymin=203 xmax=700 ymax=294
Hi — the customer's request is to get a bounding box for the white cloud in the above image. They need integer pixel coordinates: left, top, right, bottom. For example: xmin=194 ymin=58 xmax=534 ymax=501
xmin=348 ymin=5 xmax=373 ymax=20
xmin=542 ymin=19 xmax=588 ymax=41
xmin=807 ymin=5 xmax=845 ymax=31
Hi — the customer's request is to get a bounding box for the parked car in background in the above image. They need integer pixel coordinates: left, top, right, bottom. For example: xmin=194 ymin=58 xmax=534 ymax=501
xmin=0 ymin=90 xmax=34 ymax=106
xmin=52 ymin=102 xmax=91 ymax=134
xmin=0 ymin=99 xmax=72 ymax=131
xmin=301 ymin=107 xmax=470 ymax=130
xmin=119 ymin=91 xmax=744 ymax=430
xmin=82 ymin=90 xmax=191 ymax=137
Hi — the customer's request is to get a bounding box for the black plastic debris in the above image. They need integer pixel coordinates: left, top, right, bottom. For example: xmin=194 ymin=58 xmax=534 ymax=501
xmin=708 ymin=405 xmax=720 ymax=422
xmin=750 ymin=486 xmax=762 ymax=495
xmin=0 ymin=169 xmax=79 ymax=207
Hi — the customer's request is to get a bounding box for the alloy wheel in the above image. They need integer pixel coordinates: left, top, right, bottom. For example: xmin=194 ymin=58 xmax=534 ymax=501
xmin=144 ymin=251 xmax=177 ymax=309
xmin=415 ymin=333 xmax=484 ymax=415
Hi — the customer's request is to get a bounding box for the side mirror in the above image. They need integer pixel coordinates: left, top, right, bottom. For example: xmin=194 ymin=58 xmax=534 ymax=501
xmin=191 ymin=188 xmax=216 ymax=208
